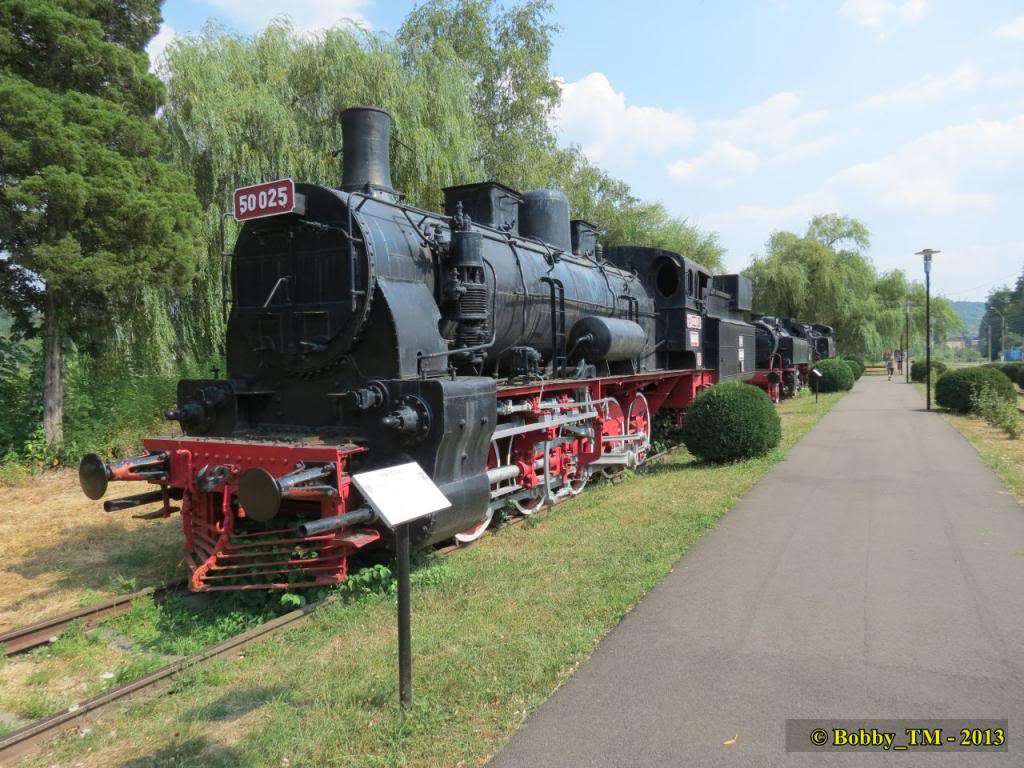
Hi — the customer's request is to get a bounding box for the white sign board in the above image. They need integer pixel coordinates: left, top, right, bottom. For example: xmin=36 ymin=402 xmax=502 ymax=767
xmin=351 ymin=462 xmax=451 ymax=529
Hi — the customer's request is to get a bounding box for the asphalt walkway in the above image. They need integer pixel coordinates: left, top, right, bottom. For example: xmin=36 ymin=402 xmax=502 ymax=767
xmin=488 ymin=376 xmax=1024 ymax=766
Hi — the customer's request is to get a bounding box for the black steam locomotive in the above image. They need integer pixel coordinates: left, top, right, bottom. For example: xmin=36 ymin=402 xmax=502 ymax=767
xmin=79 ymin=107 xmax=836 ymax=591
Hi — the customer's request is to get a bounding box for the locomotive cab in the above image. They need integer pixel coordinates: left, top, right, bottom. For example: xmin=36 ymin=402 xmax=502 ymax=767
xmin=604 ymin=247 xmax=709 ymax=370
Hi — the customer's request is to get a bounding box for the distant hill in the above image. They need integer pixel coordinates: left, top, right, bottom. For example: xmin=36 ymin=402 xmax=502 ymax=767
xmin=952 ymin=301 xmax=986 ymax=337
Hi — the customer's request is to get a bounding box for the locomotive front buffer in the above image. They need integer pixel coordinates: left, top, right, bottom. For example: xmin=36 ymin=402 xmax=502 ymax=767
xmin=80 ymin=439 xmax=377 ymax=591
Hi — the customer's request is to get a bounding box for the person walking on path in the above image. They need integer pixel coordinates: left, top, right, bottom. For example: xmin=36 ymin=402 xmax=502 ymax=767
xmin=895 ymin=348 xmax=903 ymax=374
xmin=886 ymin=354 xmax=895 ymax=380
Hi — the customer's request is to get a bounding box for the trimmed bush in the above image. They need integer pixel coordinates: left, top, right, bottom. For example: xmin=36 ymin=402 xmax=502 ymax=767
xmin=934 ymin=366 xmax=1016 ymax=414
xmin=843 ymin=357 xmax=864 ymax=380
xmin=812 ymin=358 xmax=855 ymax=393
xmin=910 ymin=359 xmax=947 ymax=383
xmin=682 ymin=381 xmax=781 ymax=462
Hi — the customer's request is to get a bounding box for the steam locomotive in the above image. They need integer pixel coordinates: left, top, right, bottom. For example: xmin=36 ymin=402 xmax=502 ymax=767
xmin=78 ymin=107 xmax=836 ymax=591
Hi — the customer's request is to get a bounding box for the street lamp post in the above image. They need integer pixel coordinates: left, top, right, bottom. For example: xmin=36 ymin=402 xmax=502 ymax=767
xmin=917 ymin=249 xmax=940 ymax=410
xmin=905 ymin=301 xmax=912 ymax=383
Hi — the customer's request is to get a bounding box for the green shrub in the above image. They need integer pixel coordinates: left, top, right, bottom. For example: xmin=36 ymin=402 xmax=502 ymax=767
xmin=843 ymin=357 xmax=865 ymax=380
xmin=935 ymin=367 xmax=1016 ymax=414
xmin=972 ymin=383 xmax=1022 ymax=439
xmin=682 ymin=381 xmax=781 ymax=462
xmin=812 ymin=358 xmax=854 ymax=393
xmin=996 ymin=362 xmax=1024 ymax=386
xmin=910 ymin=359 xmax=948 ymax=383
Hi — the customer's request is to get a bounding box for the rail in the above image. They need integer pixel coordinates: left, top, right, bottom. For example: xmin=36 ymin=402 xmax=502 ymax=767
xmin=0 ymin=597 xmax=332 ymax=766
xmin=0 ymin=581 xmax=186 ymax=657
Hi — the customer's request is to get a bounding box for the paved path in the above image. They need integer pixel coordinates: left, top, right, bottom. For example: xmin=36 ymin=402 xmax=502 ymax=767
xmin=488 ymin=377 xmax=1024 ymax=766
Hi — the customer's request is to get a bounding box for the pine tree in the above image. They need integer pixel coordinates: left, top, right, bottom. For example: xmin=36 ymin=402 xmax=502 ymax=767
xmin=0 ymin=0 xmax=200 ymax=444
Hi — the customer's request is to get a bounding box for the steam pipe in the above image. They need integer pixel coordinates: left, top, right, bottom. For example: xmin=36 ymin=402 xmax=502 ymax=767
xmin=104 ymin=487 xmax=183 ymax=513
xmin=298 ymin=507 xmax=375 ymax=537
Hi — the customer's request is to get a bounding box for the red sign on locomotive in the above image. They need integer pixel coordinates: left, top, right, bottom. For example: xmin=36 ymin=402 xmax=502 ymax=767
xmin=233 ymin=179 xmax=295 ymax=222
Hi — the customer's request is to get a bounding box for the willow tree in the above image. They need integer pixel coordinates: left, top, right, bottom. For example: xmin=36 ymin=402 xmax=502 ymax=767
xmin=396 ymin=0 xmax=723 ymax=269
xmin=0 ymin=0 xmax=201 ymax=444
xmin=398 ymin=0 xmax=561 ymax=191
xmin=746 ymin=215 xmax=960 ymax=357
xmin=156 ymin=22 xmax=483 ymax=353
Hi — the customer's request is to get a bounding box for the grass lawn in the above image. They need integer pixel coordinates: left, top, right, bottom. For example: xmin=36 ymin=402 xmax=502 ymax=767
xmin=913 ymin=381 xmax=1024 ymax=503
xmin=939 ymin=409 xmax=1024 ymax=504
xmin=17 ymin=391 xmax=844 ymax=768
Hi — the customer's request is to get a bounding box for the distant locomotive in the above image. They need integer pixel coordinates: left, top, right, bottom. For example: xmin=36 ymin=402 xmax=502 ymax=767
xmin=79 ymin=107 xmax=836 ymax=591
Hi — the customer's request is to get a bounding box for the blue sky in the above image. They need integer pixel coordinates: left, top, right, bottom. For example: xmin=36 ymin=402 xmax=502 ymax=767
xmin=153 ymin=1 xmax=1024 ymax=300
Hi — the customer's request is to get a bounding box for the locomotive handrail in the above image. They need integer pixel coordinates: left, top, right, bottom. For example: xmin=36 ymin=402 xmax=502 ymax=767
xmin=346 ymin=191 xmax=372 ymax=314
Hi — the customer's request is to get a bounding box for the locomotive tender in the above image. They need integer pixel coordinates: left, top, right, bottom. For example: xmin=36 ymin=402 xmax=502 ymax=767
xmin=78 ymin=107 xmax=835 ymax=591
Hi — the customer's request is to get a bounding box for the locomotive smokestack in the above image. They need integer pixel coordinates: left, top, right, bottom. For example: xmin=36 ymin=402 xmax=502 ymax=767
xmin=341 ymin=106 xmax=397 ymax=199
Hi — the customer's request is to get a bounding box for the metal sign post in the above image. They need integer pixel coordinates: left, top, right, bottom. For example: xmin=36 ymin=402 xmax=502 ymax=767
xmin=812 ymin=368 xmax=822 ymax=404
xmin=352 ymin=462 xmax=451 ymax=709
xmin=396 ymin=521 xmax=413 ymax=708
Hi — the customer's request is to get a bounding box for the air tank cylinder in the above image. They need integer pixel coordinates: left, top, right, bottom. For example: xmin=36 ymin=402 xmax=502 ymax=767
xmin=568 ymin=316 xmax=647 ymax=362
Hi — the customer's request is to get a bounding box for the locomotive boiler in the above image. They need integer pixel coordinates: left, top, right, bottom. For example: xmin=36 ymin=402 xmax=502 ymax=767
xmin=78 ymin=106 xmax=835 ymax=591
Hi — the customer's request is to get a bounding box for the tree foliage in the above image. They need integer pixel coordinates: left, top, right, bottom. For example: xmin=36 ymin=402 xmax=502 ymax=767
xmin=745 ymin=215 xmax=961 ymax=358
xmin=395 ymin=0 xmax=721 ymax=268
xmin=0 ymin=0 xmax=201 ymax=443
xmin=979 ymin=266 xmax=1024 ymax=360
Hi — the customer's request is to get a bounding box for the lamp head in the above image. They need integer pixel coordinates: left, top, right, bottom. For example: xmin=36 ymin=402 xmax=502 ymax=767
xmin=916 ymin=248 xmax=940 ymax=275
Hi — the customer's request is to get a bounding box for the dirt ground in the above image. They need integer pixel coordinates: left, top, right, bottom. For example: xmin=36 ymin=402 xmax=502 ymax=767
xmin=0 ymin=470 xmax=186 ymax=629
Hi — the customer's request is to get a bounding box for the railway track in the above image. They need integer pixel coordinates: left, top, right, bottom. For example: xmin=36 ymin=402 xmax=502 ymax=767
xmin=0 ymin=445 xmax=685 ymax=765
xmin=0 ymin=597 xmax=332 ymax=766
xmin=0 ymin=582 xmax=186 ymax=657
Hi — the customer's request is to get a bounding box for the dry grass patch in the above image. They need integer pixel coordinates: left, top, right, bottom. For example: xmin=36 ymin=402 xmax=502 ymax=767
xmin=0 ymin=469 xmax=186 ymax=628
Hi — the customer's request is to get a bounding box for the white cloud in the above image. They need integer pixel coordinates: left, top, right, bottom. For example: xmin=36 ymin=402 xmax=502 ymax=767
xmin=668 ymin=141 xmax=759 ymax=187
xmin=995 ymin=15 xmax=1024 ymax=40
xmin=555 ymin=72 xmax=696 ymax=166
xmin=668 ymin=92 xmax=832 ymax=187
xmin=839 ymin=0 xmax=927 ymax=28
xmin=829 ymin=116 xmax=1024 ymax=214
xmin=146 ymin=22 xmax=175 ymax=71
xmin=862 ymin=64 xmax=980 ymax=108
xmin=706 ymin=92 xmax=827 ymax=152
xmin=205 ymin=0 xmax=370 ymax=32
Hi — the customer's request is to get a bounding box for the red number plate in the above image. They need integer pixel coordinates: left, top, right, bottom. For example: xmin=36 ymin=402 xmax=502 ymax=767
xmin=233 ymin=179 xmax=295 ymax=222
